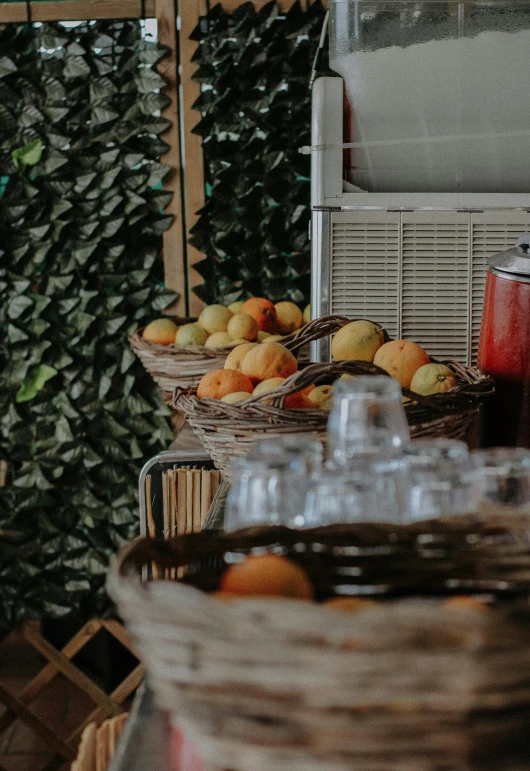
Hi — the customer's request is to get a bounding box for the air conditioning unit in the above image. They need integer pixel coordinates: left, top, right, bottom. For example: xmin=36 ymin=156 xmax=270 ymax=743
xmin=310 ymin=76 xmax=530 ymax=365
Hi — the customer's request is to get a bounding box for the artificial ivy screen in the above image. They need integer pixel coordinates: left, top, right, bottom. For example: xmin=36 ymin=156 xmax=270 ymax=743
xmin=189 ymin=0 xmax=327 ymax=307
xmin=0 ymin=20 xmax=176 ymax=631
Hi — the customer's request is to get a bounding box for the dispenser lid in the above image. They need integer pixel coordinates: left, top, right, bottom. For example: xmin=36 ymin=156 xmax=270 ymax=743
xmin=489 ymin=235 xmax=530 ymax=277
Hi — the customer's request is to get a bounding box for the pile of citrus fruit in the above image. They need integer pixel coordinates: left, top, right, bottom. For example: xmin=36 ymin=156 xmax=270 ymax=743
xmin=194 ymin=316 xmax=461 ymax=407
xmin=212 ymin=553 xmax=489 ymax=613
xmin=331 ymin=319 xmax=459 ymax=397
xmin=142 ymin=298 xmax=310 ymax=349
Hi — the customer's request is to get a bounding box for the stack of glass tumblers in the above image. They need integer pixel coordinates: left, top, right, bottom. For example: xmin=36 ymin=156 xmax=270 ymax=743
xmin=226 ymin=377 xmax=530 ymax=531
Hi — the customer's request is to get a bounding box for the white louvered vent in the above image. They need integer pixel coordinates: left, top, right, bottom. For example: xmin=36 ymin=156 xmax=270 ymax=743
xmin=470 ymin=214 xmax=530 ymax=362
xmin=331 ymin=213 xmax=400 ymax=339
xmin=401 ymin=215 xmax=469 ymax=361
xmin=329 ymin=211 xmax=530 ymax=365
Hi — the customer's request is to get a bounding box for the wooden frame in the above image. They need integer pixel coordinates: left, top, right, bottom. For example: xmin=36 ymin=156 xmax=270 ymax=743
xmin=0 ymin=0 xmax=190 ymax=315
xmin=0 ymin=621 xmax=144 ymax=769
xmin=176 ymin=0 xmax=321 ymax=313
xmin=0 ymin=0 xmax=156 ymax=22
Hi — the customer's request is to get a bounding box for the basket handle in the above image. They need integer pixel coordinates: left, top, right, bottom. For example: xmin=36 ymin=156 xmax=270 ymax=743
xmin=245 ymin=359 xmax=401 ymax=407
xmin=283 ymin=315 xmax=389 ymax=355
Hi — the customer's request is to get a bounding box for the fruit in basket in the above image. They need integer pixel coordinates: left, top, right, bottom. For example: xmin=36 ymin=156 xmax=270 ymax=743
xmin=324 ymin=597 xmax=377 ymax=612
xmin=252 ymin=377 xmax=286 ymax=397
xmin=198 ymin=304 xmax=234 ymax=334
xmin=197 ymin=369 xmax=253 ymax=400
xmin=221 ymin=392 xmax=251 ymax=404
xmin=307 ymin=384 xmax=334 ymax=406
xmin=241 ymin=342 xmax=298 ymax=384
xmin=228 ymin=300 xmax=245 ymax=314
xmin=331 ymin=320 xmax=385 ymax=363
xmin=257 ymin=331 xmax=272 ymax=342
xmin=227 ymin=313 xmax=258 ymax=342
xmin=285 ymin=392 xmax=314 ymax=409
xmin=410 ymin=363 xmax=458 ymax=396
xmin=220 ymin=554 xmax=314 ymax=599
xmin=224 ymin=342 xmax=259 ymax=372
xmin=142 ymin=318 xmax=178 ymax=345
xmin=205 ymin=332 xmax=233 ymax=348
xmin=374 ymin=340 xmax=430 ymax=389
xmin=443 ymin=596 xmax=490 ymax=612
xmin=274 ymin=301 xmax=303 ymax=335
xmin=240 ymin=298 xmax=277 ymax=333
xmin=264 ymin=334 xmax=284 ymax=343
xmin=303 ymin=304 xmax=311 ymax=324
xmin=175 ymin=322 xmax=208 ymax=347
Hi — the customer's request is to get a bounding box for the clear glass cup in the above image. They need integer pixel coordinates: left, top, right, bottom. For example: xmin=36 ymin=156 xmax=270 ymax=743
xmin=225 ymin=442 xmax=318 ymax=531
xmin=403 ymin=438 xmax=470 ymax=469
xmin=403 ymin=466 xmax=476 ymax=523
xmin=470 ymin=448 xmax=530 ymax=515
xmin=299 ymin=460 xmax=404 ymax=528
xmin=248 ymin=436 xmax=323 ymax=477
xmin=327 ymin=376 xmax=410 ymax=466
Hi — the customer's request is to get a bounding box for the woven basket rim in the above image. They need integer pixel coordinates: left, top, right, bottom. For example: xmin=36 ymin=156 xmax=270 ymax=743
xmin=117 ymin=513 xmax=527 ymax=577
xmin=174 ymin=358 xmax=494 ymax=423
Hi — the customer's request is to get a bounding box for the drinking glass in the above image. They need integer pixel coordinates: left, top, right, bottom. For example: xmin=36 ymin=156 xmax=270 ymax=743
xmin=299 ymin=461 xmax=404 ymax=528
xmin=249 ymin=436 xmax=323 ymax=476
xmin=327 ymin=376 xmax=410 ymax=467
xmin=225 ymin=438 xmax=321 ymax=531
xmin=403 ymin=466 xmax=476 ymax=523
xmin=403 ymin=438 xmax=469 ymax=468
xmin=470 ymin=448 xmax=530 ymax=515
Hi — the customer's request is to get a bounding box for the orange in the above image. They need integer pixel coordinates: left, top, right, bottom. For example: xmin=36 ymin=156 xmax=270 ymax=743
xmin=332 ymin=320 xmax=385 ymax=363
xmin=241 ymin=342 xmax=298 ymax=384
xmin=205 ymin=332 xmax=233 ymax=348
xmin=307 ymin=384 xmax=333 ymax=406
xmin=252 ymin=377 xmax=286 ymax=397
xmin=274 ymin=302 xmax=303 ymax=335
xmin=227 ymin=313 xmax=258 ymax=342
xmin=284 ymin=392 xmax=314 ymax=409
xmin=239 ymin=298 xmax=277 ymax=333
xmin=224 ymin=342 xmax=259 ymax=372
xmin=410 ymin=363 xmax=459 ymax=396
xmin=198 ymin=304 xmax=233 ymax=334
xmin=197 ymin=369 xmax=253 ymax=400
xmin=443 ymin=596 xmax=490 ymax=612
xmin=373 ymin=340 xmax=430 ymax=389
xmin=143 ymin=318 xmax=178 ymax=345
xmin=220 ymin=554 xmax=313 ymax=599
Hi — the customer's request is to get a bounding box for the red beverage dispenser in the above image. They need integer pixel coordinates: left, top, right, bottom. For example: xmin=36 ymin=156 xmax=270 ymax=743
xmin=478 ymin=236 xmax=530 ymax=448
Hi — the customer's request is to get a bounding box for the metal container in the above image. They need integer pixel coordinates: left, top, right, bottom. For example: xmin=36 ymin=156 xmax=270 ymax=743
xmin=478 ymin=236 xmax=530 ymax=447
xmin=328 ymin=0 xmax=530 ymax=193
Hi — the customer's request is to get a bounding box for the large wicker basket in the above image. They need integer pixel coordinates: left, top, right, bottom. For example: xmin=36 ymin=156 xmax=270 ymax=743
xmin=174 ymin=315 xmax=494 ymax=477
xmin=130 ymin=320 xmax=312 ymax=403
xmin=109 ymin=518 xmax=530 ymax=771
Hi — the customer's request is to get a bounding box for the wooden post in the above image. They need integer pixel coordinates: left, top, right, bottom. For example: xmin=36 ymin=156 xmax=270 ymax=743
xmin=178 ymin=0 xmax=208 ymax=317
xmin=0 ymin=0 xmax=155 ymax=23
xmin=213 ymin=0 xmax=309 ymax=11
xmin=156 ymin=0 xmax=188 ymax=316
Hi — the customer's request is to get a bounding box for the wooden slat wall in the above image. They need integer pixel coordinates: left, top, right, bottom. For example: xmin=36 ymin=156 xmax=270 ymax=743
xmin=156 ymin=0 xmax=187 ymax=316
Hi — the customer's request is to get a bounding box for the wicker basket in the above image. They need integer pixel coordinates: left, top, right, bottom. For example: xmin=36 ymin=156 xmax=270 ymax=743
xmin=174 ymin=315 xmax=494 ymax=477
xmin=109 ymin=519 xmax=530 ymax=771
xmin=130 ymin=320 xmax=312 ymax=403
